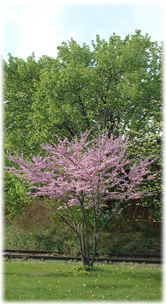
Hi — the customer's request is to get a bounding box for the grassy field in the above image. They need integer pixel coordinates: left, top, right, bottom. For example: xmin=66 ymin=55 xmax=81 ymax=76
xmin=3 ymin=259 xmax=162 ymax=302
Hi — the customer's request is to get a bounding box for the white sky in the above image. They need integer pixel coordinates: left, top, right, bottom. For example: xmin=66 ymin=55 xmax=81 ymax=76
xmin=1 ymin=0 xmax=165 ymax=61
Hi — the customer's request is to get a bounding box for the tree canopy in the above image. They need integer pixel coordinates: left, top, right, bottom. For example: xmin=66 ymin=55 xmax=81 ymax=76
xmin=3 ymin=30 xmax=162 ymax=220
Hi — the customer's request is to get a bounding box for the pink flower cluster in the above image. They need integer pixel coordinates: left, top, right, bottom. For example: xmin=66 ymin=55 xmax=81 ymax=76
xmin=7 ymin=131 xmax=156 ymax=210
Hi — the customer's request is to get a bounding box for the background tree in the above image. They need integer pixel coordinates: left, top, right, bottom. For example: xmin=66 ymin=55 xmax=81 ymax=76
xmin=7 ymin=131 xmax=157 ymax=268
xmin=31 ymin=30 xmax=162 ymax=140
xmin=3 ymin=53 xmax=46 ymax=216
xmin=4 ymin=30 xmax=162 ymax=220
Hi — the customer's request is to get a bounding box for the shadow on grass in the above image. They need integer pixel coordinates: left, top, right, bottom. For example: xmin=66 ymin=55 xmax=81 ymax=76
xmin=4 ymin=270 xmax=161 ymax=282
xmin=4 ymin=271 xmax=72 ymax=277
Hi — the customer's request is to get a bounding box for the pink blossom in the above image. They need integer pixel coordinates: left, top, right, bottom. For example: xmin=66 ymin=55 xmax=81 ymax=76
xmin=7 ymin=131 xmax=156 ymax=211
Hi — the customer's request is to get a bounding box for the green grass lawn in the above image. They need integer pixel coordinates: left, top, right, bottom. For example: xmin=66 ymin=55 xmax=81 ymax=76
xmin=3 ymin=259 xmax=162 ymax=302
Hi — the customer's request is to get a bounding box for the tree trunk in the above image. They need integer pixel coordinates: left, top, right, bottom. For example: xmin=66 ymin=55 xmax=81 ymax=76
xmin=82 ymin=255 xmax=91 ymax=267
xmin=80 ymin=202 xmax=91 ymax=266
xmin=90 ymin=236 xmax=97 ymax=268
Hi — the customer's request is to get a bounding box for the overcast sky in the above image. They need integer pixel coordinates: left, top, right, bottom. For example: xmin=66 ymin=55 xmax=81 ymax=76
xmin=1 ymin=0 xmax=165 ymax=61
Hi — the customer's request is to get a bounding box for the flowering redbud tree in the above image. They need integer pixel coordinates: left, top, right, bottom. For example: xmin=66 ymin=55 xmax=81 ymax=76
xmin=7 ymin=131 xmax=156 ymax=268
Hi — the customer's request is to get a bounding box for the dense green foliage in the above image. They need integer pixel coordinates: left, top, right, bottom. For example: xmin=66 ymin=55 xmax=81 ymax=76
xmin=4 ymin=30 xmax=162 ymax=220
xmin=5 ymin=219 xmax=161 ymax=256
xmin=4 ymin=200 xmax=161 ymax=256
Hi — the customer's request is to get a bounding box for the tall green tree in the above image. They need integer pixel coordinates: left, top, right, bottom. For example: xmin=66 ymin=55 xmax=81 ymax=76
xmin=30 ymin=31 xmax=162 ymax=221
xmin=3 ymin=53 xmax=45 ymax=216
xmin=31 ymin=31 xmax=162 ymax=141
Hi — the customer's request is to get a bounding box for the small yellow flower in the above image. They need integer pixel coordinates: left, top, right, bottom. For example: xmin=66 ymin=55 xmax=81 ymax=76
xmin=49 ymin=288 xmax=51 ymax=291
xmin=58 ymin=281 xmax=60 ymax=283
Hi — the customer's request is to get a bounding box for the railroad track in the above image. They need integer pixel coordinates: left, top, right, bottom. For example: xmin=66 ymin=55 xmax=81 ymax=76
xmin=3 ymin=249 xmax=162 ymax=264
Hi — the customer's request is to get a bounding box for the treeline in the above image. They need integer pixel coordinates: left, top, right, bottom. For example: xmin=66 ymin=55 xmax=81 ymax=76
xmin=4 ymin=30 xmax=162 ymax=221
